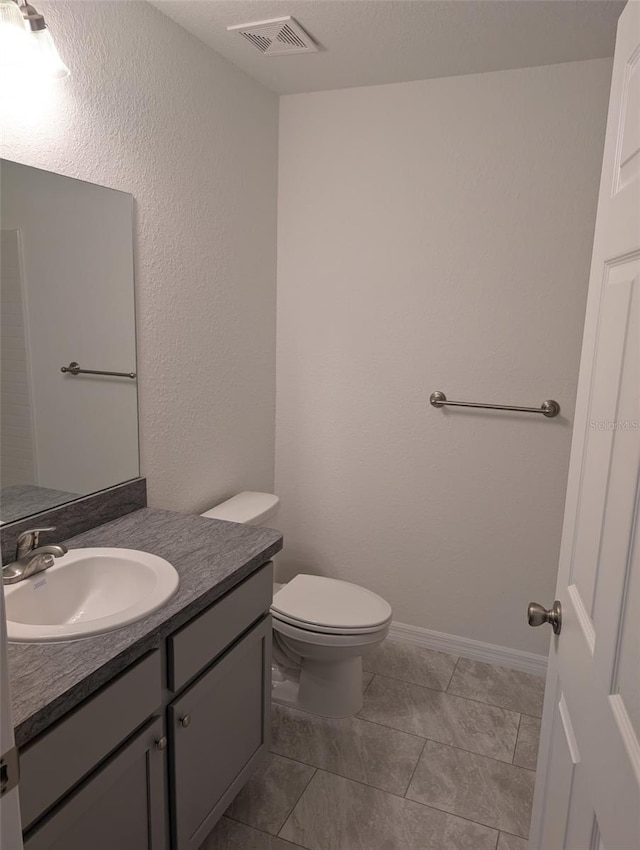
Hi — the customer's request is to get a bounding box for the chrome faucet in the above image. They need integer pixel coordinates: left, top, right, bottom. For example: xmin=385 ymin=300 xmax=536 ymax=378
xmin=2 ymin=527 xmax=68 ymax=585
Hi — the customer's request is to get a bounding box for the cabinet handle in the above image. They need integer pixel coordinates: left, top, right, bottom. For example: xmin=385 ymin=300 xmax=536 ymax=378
xmin=155 ymin=736 xmax=167 ymax=750
xmin=179 ymin=715 xmax=191 ymax=728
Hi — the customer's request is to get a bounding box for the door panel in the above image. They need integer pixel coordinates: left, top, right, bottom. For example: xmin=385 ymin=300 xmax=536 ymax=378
xmin=614 ymin=527 xmax=640 ymax=739
xmin=615 ymin=44 xmax=640 ymax=192
xmin=529 ymin=3 xmax=640 ymax=848
xmin=568 ymin=260 xmax=638 ymax=625
xmin=538 ymin=682 xmax=577 ymax=849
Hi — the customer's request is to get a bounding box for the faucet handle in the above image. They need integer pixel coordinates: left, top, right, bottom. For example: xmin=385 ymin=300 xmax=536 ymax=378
xmin=16 ymin=527 xmax=56 ymax=559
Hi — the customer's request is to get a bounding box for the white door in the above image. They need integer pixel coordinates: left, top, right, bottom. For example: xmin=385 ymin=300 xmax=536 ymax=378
xmin=0 ymin=589 xmax=22 ymax=850
xmin=528 ymin=2 xmax=640 ymax=848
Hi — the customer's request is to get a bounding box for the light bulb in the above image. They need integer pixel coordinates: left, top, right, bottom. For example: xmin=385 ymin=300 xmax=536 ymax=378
xmin=29 ymin=25 xmax=69 ymax=78
xmin=0 ymin=0 xmax=32 ymax=69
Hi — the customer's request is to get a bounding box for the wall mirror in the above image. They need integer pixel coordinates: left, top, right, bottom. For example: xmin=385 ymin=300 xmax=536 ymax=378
xmin=0 ymin=160 xmax=139 ymax=525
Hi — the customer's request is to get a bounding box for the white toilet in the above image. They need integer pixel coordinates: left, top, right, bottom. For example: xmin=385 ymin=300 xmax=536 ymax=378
xmin=201 ymin=492 xmax=392 ymax=718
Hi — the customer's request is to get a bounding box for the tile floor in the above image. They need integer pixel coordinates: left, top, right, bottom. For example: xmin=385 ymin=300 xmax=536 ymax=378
xmin=202 ymin=639 xmax=544 ymax=850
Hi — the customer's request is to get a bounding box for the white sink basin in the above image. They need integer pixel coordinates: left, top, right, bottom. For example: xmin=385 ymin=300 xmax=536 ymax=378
xmin=4 ymin=548 xmax=179 ymax=643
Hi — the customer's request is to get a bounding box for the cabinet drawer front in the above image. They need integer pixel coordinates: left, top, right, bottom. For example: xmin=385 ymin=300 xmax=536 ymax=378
xmin=168 ymin=561 xmax=272 ymax=691
xmin=24 ymin=717 xmax=166 ymax=850
xmin=169 ymin=616 xmax=271 ymax=849
xmin=20 ymin=650 xmax=162 ymax=830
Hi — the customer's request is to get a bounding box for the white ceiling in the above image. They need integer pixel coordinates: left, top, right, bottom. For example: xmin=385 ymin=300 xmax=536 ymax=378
xmin=149 ymin=0 xmax=624 ymax=95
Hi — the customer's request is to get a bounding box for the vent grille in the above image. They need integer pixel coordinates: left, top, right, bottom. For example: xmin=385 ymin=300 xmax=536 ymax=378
xmin=228 ymin=16 xmax=319 ymax=56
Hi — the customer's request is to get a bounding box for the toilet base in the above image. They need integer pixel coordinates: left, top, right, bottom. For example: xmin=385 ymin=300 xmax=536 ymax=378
xmin=272 ymin=656 xmax=363 ymax=718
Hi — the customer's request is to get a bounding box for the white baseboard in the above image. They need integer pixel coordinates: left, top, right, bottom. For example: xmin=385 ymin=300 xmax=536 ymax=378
xmin=388 ymin=621 xmax=548 ymax=678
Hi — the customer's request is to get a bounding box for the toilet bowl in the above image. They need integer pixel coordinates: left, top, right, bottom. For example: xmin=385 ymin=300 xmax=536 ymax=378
xmin=200 ymin=492 xmax=392 ymax=718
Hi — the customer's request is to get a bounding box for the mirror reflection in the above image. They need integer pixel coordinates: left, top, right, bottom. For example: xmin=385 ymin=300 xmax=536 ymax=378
xmin=0 ymin=160 xmax=139 ymax=524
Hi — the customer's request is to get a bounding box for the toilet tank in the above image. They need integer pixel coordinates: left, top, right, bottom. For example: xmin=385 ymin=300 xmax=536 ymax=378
xmin=200 ymin=492 xmax=279 ymax=526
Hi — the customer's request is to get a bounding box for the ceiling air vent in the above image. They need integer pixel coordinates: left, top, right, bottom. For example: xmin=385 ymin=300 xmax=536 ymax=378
xmin=227 ymin=16 xmax=319 ymax=56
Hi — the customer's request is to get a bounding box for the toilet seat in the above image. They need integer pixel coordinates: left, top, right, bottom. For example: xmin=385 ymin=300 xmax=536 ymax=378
xmin=271 ymin=575 xmax=392 ymax=635
xmin=273 ymin=615 xmax=390 ymax=646
xmin=272 ymin=610 xmax=390 ymax=637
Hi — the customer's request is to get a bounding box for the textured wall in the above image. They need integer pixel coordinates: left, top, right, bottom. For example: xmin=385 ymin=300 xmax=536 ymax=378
xmin=0 ymin=0 xmax=278 ymax=513
xmin=276 ymin=59 xmax=612 ymax=655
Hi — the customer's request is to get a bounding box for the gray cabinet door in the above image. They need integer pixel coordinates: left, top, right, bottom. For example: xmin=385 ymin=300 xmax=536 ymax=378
xmin=169 ymin=616 xmax=272 ymax=849
xmin=20 ymin=650 xmax=162 ymax=830
xmin=24 ymin=717 xmax=167 ymax=850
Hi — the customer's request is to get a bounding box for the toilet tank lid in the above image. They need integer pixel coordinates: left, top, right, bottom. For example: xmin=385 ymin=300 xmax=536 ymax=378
xmin=200 ymin=492 xmax=279 ymax=525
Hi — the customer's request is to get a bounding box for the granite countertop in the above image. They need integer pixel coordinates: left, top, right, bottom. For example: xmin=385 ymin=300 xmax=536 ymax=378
xmin=8 ymin=507 xmax=283 ymax=748
xmin=1 ymin=484 xmax=80 ymax=525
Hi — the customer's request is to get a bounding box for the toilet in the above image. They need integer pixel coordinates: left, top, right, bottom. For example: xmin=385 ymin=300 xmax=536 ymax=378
xmin=201 ymin=492 xmax=392 ymax=718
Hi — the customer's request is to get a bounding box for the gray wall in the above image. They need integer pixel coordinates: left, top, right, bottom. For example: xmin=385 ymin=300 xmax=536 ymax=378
xmin=275 ymin=59 xmax=612 ymax=655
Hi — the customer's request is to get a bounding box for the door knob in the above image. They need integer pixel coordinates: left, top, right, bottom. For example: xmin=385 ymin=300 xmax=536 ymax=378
xmin=179 ymin=714 xmax=191 ymax=728
xmin=528 ymin=601 xmax=562 ymax=635
xmin=155 ymin=736 xmax=167 ymax=750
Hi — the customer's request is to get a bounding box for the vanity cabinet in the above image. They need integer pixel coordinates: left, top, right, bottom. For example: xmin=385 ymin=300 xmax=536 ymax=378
xmin=19 ymin=650 xmax=163 ymax=831
xmin=169 ymin=617 xmax=272 ymax=849
xmin=18 ymin=562 xmax=273 ymax=850
xmin=24 ymin=717 xmax=167 ymax=850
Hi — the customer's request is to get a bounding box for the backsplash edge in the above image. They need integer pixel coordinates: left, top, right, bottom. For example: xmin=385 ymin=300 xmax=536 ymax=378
xmin=1 ymin=478 xmax=147 ymax=564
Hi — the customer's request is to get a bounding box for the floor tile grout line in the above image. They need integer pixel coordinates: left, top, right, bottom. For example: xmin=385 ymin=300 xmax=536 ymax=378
xmin=444 ymin=685 xmax=543 ymax=718
xmin=270 ymin=750 xmax=325 ymax=771
xmin=512 ymin=712 xmax=523 ymax=765
xmin=365 ymin=642 xmax=545 ymax=709
xmin=269 ymin=732 xmax=534 ymax=812
xmin=519 ymin=710 xmax=544 ymax=721
xmin=273 ymin=712 xmax=427 ymax=750
xmin=271 ymin=736 xmax=428 ymax=796
xmin=402 ymin=736 xmax=428 ymax=798
xmin=282 ymin=764 xmax=507 ymax=838
xmin=403 ymin=787 xmax=529 ymax=841
xmin=222 ymin=815 xmax=312 ymax=850
xmin=269 ymin=746 xmax=319 ymax=775
xmin=240 ymin=743 xmax=529 ymax=843
xmin=275 ymin=700 xmax=524 ymax=772
xmin=225 ymin=752 xmax=318 ymax=839
xmin=275 ymin=765 xmax=318 ymax=840
xmin=380 ymin=644 xmax=547 ymax=688
xmin=362 ymin=672 xmax=376 ymax=698
xmin=262 ymin=767 xmax=504 ymax=843
xmin=270 ymin=723 xmax=428 ymax=797
xmin=372 ymin=641 xmax=546 ymax=680
xmin=444 ymin=655 xmax=461 ymax=692
xmin=283 ymin=757 xmax=535 ymax=812
xmin=500 ymin=830 xmax=530 ymax=842
xmin=270 ymin=739 xmax=426 ymax=798
xmin=418 ymin=734 xmax=536 ymax=774
xmin=273 ymin=698 xmax=428 ymax=742
xmin=367 ymin=670 xmax=542 ymax=718
xmin=395 ymin=794 xmax=507 ymax=840
xmin=363 ymin=667 xmax=454 ymax=693
xmin=352 ymin=710 xmax=536 ymax=771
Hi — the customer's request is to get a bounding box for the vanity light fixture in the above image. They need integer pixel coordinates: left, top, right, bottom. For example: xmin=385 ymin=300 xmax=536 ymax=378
xmin=19 ymin=1 xmax=69 ymax=78
xmin=0 ymin=0 xmax=30 ymax=69
xmin=0 ymin=0 xmax=69 ymax=78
